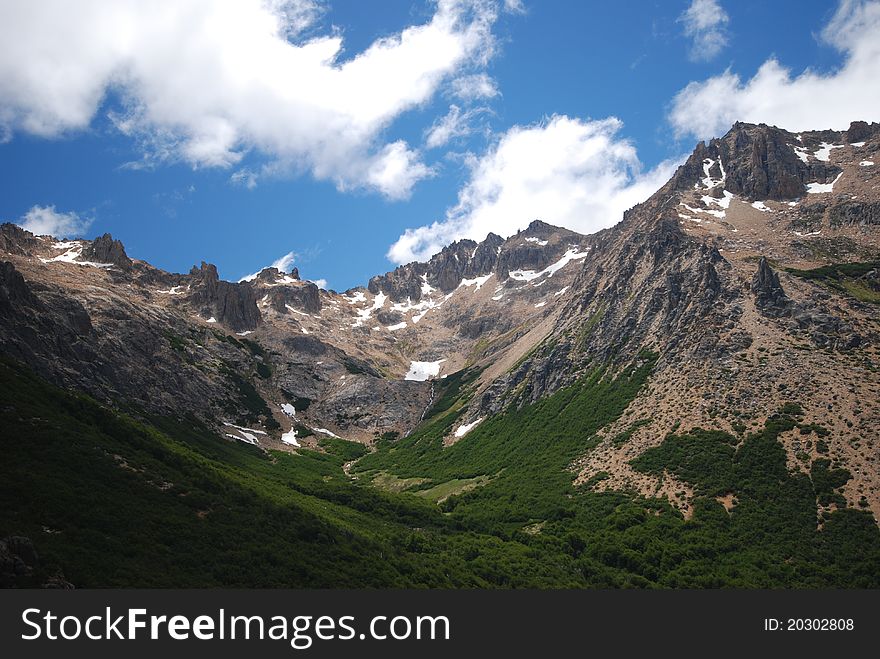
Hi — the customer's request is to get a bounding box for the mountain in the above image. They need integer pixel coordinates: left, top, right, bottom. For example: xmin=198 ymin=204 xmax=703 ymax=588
xmin=2 ymin=121 xmax=879 ymax=588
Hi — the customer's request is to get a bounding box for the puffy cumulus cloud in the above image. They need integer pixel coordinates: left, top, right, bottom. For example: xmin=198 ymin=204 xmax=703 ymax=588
xmin=388 ymin=115 xmax=679 ymax=263
xmin=0 ymin=0 xmax=506 ymax=199
xmin=14 ymin=205 xmax=93 ymax=238
xmin=678 ymin=0 xmax=730 ymax=62
xmin=669 ymin=0 xmax=880 ymax=140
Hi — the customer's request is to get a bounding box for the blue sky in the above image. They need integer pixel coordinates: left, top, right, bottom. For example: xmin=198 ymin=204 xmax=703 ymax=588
xmin=1 ymin=0 xmax=877 ymax=291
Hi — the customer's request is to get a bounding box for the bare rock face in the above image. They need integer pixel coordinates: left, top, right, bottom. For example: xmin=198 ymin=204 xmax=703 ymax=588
xmin=367 ymin=221 xmax=588 ymax=303
xmin=844 ymin=120 xmax=879 ymax=144
xmin=669 ymin=123 xmax=843 ymax=201
xmin=0 ymin=223 xmax=42 ymax=256
xmin=81 ymin=233 xmax=132 ymax=270
xmin=752 ymin=257 xmax=791 ymax=317
xmin=267 ymin=282 xmax=321 ymax=314
xmin=186 ymin=262 xmax=262 ymax=331
xmin=0 ymin=260 xmax=95 ymax=374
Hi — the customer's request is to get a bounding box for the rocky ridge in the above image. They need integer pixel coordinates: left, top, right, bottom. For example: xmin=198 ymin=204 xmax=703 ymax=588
xmin=1 ymin=121 xmax=879 ymax=519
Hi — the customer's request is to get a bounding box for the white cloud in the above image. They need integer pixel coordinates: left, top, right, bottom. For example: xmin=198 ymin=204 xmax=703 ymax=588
xmin=669 ymin=0 xmax=880 ymax=140
xmin=15 ymin=205 xmax=93 ymax=238
xmin=239 ymin=250 xmax=297 ymax=282
xmin=425 ymin=104 xmax=485 ymax=148
xmin=0 ymin=0 xmax=505 ymax=199
xmin=449 ymin=72 xmax=499 ymax=101
xmin=678 ymin=0 xmax=729 ymax=62
xmin=388 ymin=115 xmax=679 ymax=263
xmin=271 ymin=251 xmax=297 ymax=273
xmin=309 ymin=278 xmax=328 ymax=289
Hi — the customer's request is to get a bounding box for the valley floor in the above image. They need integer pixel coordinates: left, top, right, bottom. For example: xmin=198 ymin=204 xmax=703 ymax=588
xmin=3 ymin=355 xmax=878 ymax=589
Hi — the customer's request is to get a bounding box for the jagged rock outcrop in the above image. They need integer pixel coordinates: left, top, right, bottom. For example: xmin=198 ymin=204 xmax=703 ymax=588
xmin=81 ymin=233 xmax=132 ymax=270
xmin=0 ymin=223 xmax=42 ymax=256
xmin=186 ymin=262 xmax=262 ymax=331
xmin=367 ymin=221 xmax=588 ymax=302
xmin=267 ymin=282 xmax=321 ymax=314
xmin=668 ymin=122 xmax=849 ymax=201
xmin=752 ymin=257 xmax=791 ymax=317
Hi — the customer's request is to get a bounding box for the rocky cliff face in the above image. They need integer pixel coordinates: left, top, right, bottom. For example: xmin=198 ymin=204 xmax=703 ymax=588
xmin=1 ymin=120 xmax=879 ymax=519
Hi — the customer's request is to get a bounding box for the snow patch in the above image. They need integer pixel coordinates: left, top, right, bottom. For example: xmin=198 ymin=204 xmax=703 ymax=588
xmin=206 ymin=317 xmax=217 ymax=323
xmin=405 ymin=360 xmax=445 ymax=382
xmin=751 ymin=201 xmax=772 ymax=212
xmin=236 ymin=331 xmax=253 ymax=336
xmin=813 ymin=143 xmax=843 ymax=162
xmin=454 ymin=418 xmax=484 ymax=438
xmin=534 ymin=301 xmax=546 ymax=308
xmin=806 ymin=172 xmax=843 ymax=194
xmin=224 ymin=423 xmax=267 ymax=435
xmin=698 ymin=158 xmax=725 ymax=189
xmin=681 ymin=203 xmax=725 ymax=220
xmin=351 ymin=291 xmax=387 ymax=327
xmin=524 ymin=236 xmax=549 ymax=246
xmin=281 ymin=403 xmax=297 ymax=417
xmin=156 ymin=285 xmax=186 ymax=295
xmin=420 ymin=274 xmax=435 ymax=296
xmin=554 ymin=286 xmax=569 ymax=296
xmin=387 ymin=322 xmax=407 ymax=331
xmin=791 ymin=144 xmax=810 ymax=163
xmin=851 ymin=141 xmax=866 ymax=147
xmin=509 ymin=247 xmax=589 ymax=282
xmin=459 ymin=274 xmax=493 ymax=290
xmin=40 ymin=242 xmax=114 ymax=269
xmin=701 ymin=190 xmax=733 ymax=209
xmin=860 ymin=160 xmax=874 ymax=167
xmin=314 ymin=428 xmax=340 ymax=438
xmin=280 ymin=429 xmax=300 ymax=447
xmin=226 ymin=433 xmax=259 ymax=446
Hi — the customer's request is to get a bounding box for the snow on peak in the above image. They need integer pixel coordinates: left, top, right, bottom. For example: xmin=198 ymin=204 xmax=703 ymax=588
xmin=39 ymin=242 xmax=114 ymax=269
xmin=524 ymin=236 xmax=549 ymax=246
xmin=405 ymin=359 xmax=445 ymax=381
